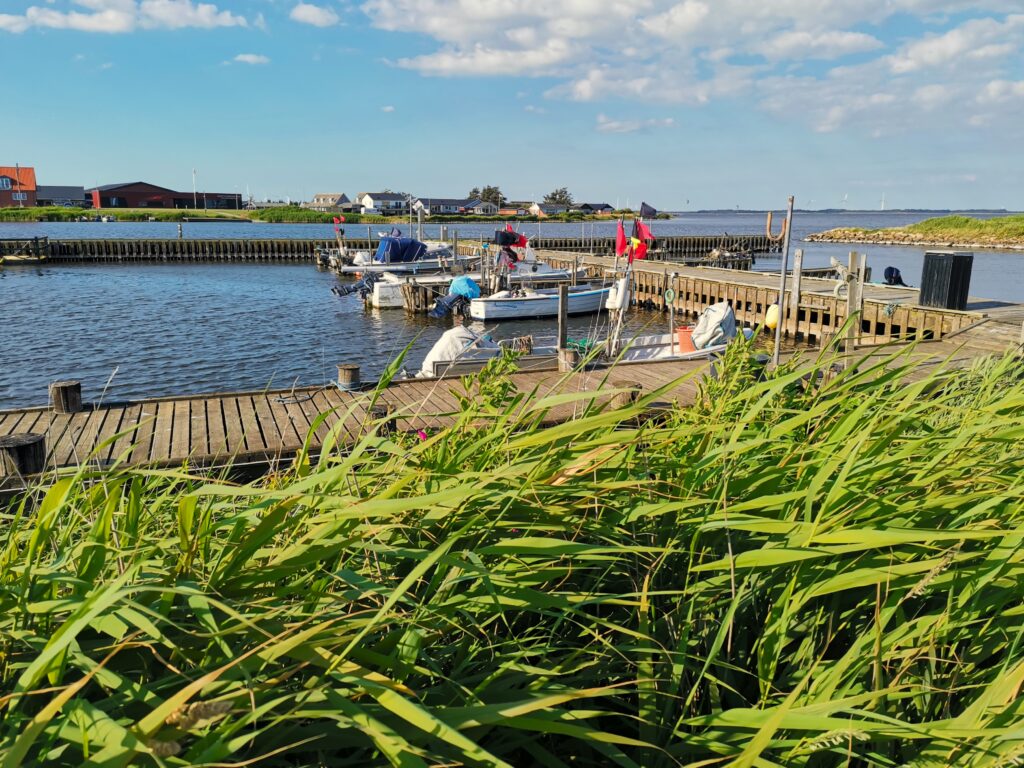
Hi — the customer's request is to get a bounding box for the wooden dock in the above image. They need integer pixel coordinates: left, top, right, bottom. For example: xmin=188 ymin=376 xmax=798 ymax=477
xmin=0 ymin=360 xmax=706 ymax=480
xmin=0 ymin=323 xmax=1019 ymax=488
xmin=542 ymin=251 xmax=1024 ymax=345
xmin=0 ymin=234 xmax=777 ymax=264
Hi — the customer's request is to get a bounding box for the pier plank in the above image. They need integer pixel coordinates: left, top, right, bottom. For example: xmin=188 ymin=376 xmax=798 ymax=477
xmin=223 ymin=397 xmax=248 ymax=454
xmin=108 ymin=404 xmax=144 ymax=465
xmin=236 ymin=396 xmax=267 ymax=454
xmin=151 ymin=401 xmax=175 ymax=464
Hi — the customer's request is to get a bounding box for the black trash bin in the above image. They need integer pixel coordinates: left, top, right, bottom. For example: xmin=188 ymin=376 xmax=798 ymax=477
xmin=919 ymin=251 xmax=973 ymax=311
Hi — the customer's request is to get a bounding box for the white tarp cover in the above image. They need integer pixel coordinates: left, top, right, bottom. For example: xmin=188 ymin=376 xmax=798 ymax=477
xmin=418 ymin=326 xmax=499 ymax=377
xmin=691 ymin=301 xmax=738 ymax=349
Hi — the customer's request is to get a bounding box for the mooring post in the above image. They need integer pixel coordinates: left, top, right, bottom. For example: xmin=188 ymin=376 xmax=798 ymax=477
xmin=49 ymin=380 xmax=83 ymax=413
xmin=772 ymin=195 xmax=795 ymax=366
xmin=0 ymin=434 xmax=46 ymax=476
xmin=845 ymin=251 xmax=865 ymax=350
xmin=557 ymin=283 xmax=568 ymax=350
xmin=789 ymin=248 xmax=804 ymax=337
xmin=337 ymin=364 xmax=361 ymax=391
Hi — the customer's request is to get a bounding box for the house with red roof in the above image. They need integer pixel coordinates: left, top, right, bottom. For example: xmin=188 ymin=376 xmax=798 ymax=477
xmin=0 ymin=166 xmax=37 ymax=207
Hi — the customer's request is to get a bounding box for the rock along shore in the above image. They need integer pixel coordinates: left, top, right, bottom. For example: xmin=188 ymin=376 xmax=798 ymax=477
xmin=806 ymin=228 xmax=1024 ymax=252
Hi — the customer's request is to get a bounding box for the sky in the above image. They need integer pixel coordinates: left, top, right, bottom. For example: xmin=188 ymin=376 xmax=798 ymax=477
xmin=1 ymin=0 xmax=1022 ymax=210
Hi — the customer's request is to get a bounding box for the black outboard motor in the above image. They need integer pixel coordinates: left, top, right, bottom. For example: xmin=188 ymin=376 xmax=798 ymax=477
xmin=428 ymin=294 xmax=471 ymax=319
xmin=332 ymin=272 xmax=380 ymax=298
xmin=883 ymin=267 xmax=908 ymax=287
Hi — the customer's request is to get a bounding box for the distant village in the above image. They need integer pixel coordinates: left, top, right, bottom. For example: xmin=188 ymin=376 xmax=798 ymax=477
xmin=0 ymin=166 xmax=621 ymax=219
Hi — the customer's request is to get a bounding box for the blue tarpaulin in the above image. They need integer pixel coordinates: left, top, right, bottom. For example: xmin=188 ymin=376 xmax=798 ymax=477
xmin=373 ymin=237 xmax=427 ymax=264
xmin=449 ymin=275 xmax=481 ymax=299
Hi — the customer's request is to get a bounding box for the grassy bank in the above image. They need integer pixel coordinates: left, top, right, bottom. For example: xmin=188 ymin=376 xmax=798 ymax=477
xmin=808 ymin=213 xmax=1024 ymax=248
xmin=3 ymin=346 xmax=1024 ymax=765
xmin=0 ymin=206 xmax=649 ymax=226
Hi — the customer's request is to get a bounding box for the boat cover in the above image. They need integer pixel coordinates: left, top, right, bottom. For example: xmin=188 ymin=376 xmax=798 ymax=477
xmin=373 ymin=237 xmax=428 ymax=264
xmin=418 ymin=326 xmax=498 ymax=377
xmin=449 ymin=275 xmax=481 ymax=299
xmin=691 ymin=301 xmax=738 ymax=349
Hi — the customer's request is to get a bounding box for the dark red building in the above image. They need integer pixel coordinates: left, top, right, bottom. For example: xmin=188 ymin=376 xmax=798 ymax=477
xmin=87 ymin=181 xmax=242 ymax=209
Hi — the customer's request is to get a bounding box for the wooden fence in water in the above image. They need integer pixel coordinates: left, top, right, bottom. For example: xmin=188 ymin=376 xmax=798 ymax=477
xmin=0 ymin=234 xmax=778 ymax=263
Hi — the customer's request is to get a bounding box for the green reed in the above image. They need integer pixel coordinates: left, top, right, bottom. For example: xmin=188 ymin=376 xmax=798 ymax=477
xmin=2 ymin=343 xmax=1023 ymax=766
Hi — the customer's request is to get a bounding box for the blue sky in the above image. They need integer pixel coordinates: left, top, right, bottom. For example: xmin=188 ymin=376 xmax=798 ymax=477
xmin=1 ymin=1 xmax=1022 ymax=209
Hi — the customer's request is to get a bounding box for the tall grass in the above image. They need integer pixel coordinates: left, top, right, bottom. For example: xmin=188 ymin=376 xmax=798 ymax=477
xmin=2 ymin=345 xmax=1024 ymax=766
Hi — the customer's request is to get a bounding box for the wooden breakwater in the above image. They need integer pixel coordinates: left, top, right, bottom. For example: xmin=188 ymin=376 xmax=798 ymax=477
xmin=0 ymin=234 xmax=778 ymax=263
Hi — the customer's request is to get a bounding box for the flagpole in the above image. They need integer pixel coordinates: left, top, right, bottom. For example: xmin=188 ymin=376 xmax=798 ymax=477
xmin=771 ymin=196 xmax=795 ymax=367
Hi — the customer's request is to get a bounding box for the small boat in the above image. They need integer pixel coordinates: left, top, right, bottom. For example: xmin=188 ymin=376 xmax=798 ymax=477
xmin=339 ymin=237 xmax=477 ymax=275
xmin=469 ymin=284 xmax=609 ymax=321
xmin=413 ymin=326 xmax=558 ymax=378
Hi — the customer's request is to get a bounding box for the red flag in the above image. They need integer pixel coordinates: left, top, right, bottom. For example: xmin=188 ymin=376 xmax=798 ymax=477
xmin=615 ymin=219 xmax=628 ymax=256
xmin=506 ymin=222 xmax=528 ymax=248
xmin=635 ymin=219 xmax=654 ymax=242
xmin=333 ymin=217 xmax=340 ymax=225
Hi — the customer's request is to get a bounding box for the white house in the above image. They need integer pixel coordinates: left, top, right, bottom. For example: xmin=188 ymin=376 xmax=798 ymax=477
xmin=359 ymin=192 xmax=409 ymax=215
xmin=303 ymin=193 xmax=351 ymax=212
xmin=465 ymin=199 xmax=499 ymax=215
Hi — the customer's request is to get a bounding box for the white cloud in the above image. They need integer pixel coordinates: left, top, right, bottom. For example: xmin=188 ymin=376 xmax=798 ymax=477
xmin=524 ymin=104 xmax=545 ymax=114
xmin=978 ymin=79 xmax=1024 ymax=103
xmin=380 ymin=104 xmax=395 ymax=112
xmin=0 ymin=0 xmax=247 ymax=33
xmin=596 ymin=114 xmax=675 ymax=134
xmin=757 ymin=29 xmax=883 ymax=60
xmin=234 ymin=53 xmax=269 ymax=64
xmin=289 ymin=2 xmax=339 ymax=27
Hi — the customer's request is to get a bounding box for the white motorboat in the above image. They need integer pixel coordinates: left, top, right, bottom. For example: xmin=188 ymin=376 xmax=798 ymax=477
xmin=413 ymin=326 xmax=558 ymax=378
xmin=339 ymin=237 xmax=477 ymax=275
xmin=469 ymin=284 xmax=610 ymax=321
xmin=369 ymin=248 xmax=587 ymax=310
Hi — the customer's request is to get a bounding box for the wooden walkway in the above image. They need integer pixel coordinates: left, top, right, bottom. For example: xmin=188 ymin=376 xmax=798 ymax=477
xmin=542 ymin=251 xmax=1024 ymax=345
xmin=0 ymin=360 xmax=707 ymax=478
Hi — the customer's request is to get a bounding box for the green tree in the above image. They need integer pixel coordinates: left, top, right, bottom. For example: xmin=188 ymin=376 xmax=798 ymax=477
xmin=543 ymin=187 xmax=575 ymax=206
xmin=468 ymin=186 xmax=506 ymax=206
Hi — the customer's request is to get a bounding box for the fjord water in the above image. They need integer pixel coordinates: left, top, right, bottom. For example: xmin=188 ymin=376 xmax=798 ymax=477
xmin=3 ymin=211 xmax=1023 ymax=409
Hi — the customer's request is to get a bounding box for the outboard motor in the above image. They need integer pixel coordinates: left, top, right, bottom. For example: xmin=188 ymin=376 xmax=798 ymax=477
xmin=429 ymin=294 xmax=471 ymax=319
xmin=884 ymin=266 xmax=908 ymax=287
xmin=332 ymin=272 xmax=380 ymax=298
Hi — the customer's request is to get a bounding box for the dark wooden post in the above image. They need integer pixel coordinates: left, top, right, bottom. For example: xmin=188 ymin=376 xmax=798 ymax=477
xmin=557 ymin=283 xmax=568 ymax=350
xmin=0 ymin=434 xmax=46 ymax=476
xmin=368 ymin=404 xmax=396 ymax=435
xmin=49 ymin=380 xmax=83 ymax=413
xmin=337 ymin=364 xmax=361 ymax=391
xmin=610 ymin=386 xmax=642 ymax=409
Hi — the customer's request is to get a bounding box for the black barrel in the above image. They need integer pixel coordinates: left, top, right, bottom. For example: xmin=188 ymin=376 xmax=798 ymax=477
xmin=919 ymin=251 xmax=973 ymax=311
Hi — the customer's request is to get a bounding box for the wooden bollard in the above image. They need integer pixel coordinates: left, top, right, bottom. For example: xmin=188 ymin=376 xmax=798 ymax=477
xmin=557 ymin=348 xmax=580 ymax=373
xmin=368 ymin=404 xmax=396 ymax=435
xmin=49 ymin=380 xmax=83 ymax=413
xmin=610 ymin=386 xmax=641 ymax=409
xmin=337 ymin=364 xmax=361 ymax=391
xmin=0 ymin=434 xmax=46 ymax=476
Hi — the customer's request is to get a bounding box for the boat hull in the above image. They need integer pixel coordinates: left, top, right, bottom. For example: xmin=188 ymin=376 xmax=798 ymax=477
xmin=469 ymin=287 xmax=609 ymax=321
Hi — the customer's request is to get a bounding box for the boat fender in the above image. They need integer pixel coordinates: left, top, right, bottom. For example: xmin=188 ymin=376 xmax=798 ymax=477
xmin=765 ymin=303 xmax=780 ymax=330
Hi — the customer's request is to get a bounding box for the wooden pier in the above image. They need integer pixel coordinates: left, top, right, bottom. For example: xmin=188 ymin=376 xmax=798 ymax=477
xmin=0 ymin=234 xmax=777 ymax=264
xmin=541 ymin=250 xmax=1024 ymax=345
xmin=0 ymin=360 xmax=706 ymax=482
xmin=0 ymin=321 xmax=1019 ymax=489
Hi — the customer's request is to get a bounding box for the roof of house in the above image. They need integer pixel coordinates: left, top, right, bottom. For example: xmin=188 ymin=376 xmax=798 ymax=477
xmin=535 ymin=203 xmax=568 ymax=212
xmin=0 ymin=166 xmax=37 ymax=191
xmin=313 ymin=192 xmax=350 ymax=201
xmin=37 ymin=185 xmax=85 ymax=199
xmin=465 ymin=199 xmax=495 ymax=208
xmin=89 ymin=181 xmax=180 ymax=194
xmin=417 ymin=197 xmax=476 ymax=207
xmin=578 ymin=202 xmax=613 ymax=210
xmin=363 ymin=192 xmax=407 ymax=202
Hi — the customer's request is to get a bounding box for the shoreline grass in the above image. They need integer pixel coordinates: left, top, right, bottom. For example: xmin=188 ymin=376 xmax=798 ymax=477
xmin=809 ymin=213 xmax=1024 ymax=248
xmin=0 ymin=206 xmax=643 ymax=226
xmin=2 ymin=346 xmax=1024 ymax=765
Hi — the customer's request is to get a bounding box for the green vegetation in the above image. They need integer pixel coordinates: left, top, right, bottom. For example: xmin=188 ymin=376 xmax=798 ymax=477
xmin=3 ymin=346 xmax=1024 ymax=765
xmin=810 ymin=213 xmax=1024 ymax=247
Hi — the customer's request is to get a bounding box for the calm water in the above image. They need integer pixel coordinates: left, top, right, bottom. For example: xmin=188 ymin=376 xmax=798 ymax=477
xmin=3 ymin=211 xmax=1023 ymax=408
xmin=0 ymin=263 xmax=664 ymax=409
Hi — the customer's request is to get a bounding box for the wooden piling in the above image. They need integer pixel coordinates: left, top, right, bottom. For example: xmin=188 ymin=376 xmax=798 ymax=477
xmin=49 ymin=380 xmax=83 ymax=413
xmin=337 ymin=365 xmax=361 ymax=390
xmin=0 ymin=434 xmax=46 ymax=476
xmin=557 ymin=284 xmax=568 ymax=351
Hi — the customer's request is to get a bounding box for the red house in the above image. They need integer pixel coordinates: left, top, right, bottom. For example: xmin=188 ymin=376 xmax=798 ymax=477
xmin=0 ymin=166 xmax=37 ymax=207
xmin=88 ymin=181 xmax=242 ymax=209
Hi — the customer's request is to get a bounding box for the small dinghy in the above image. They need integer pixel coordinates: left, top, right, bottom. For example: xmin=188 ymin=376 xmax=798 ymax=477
xmin=468 ymin=285 xmax=610 ymax=321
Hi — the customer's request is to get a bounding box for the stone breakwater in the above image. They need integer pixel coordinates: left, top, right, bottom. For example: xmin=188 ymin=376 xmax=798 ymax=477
xmin=806 ymin=228 xmax=1024 ymax=251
